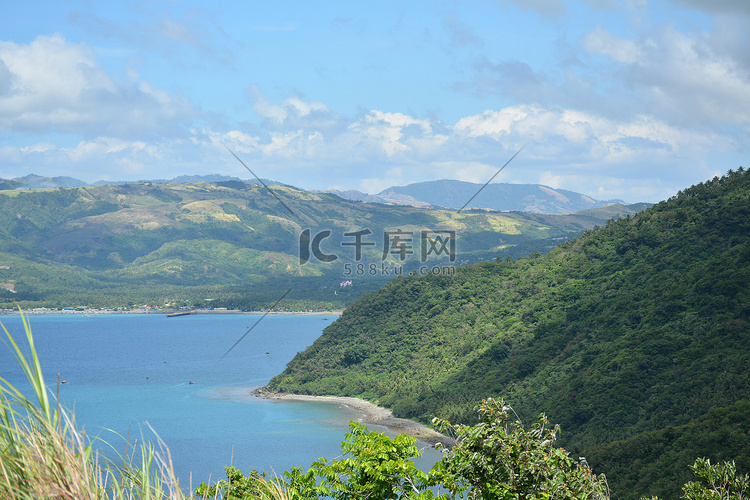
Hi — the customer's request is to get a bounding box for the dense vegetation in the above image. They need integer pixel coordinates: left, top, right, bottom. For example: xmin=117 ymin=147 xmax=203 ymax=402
xmin=0 ymin=180 xmax=641 ymax=310
xmin=267 ymin=168 xmax=750 ymax=499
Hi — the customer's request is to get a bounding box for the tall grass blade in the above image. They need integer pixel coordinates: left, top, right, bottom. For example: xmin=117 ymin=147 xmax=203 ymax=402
xmin=0 ymin=311 xmax=185 ymax=500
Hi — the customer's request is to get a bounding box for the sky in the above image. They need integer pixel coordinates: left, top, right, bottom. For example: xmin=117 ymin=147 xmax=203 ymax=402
xmin=1 ymin=0 xmax=748 ymax=203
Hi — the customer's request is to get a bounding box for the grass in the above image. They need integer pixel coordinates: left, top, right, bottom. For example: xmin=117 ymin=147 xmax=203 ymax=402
xmin=0 ymin=311 xmax=185 ymax=500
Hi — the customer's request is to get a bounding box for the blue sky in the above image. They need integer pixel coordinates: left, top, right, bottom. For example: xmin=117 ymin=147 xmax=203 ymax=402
xmin=1 ymin=0 xmax=748 ymax=203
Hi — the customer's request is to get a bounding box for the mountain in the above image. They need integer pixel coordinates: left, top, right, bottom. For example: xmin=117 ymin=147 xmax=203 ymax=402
xmin=378 ymin=179 xmax=624 ymax=213
xmin=313 ymin=188 xmax=392 ymax=204
xmin=0 ymin=180 xmax=644 ymax=310
xmin=2 ymin=174 xmax=628 ymax=214
xmin=0 ymin=173 xmax=264 ymax=189
xmin=8 ymin=174 xmax=89 ymax=189
xmin=266 ymin=168 xmax=750 ymax=499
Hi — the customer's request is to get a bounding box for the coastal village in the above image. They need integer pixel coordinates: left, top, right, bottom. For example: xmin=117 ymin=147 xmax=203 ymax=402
xmin=0 ymin=305 xmax=327 ymax=315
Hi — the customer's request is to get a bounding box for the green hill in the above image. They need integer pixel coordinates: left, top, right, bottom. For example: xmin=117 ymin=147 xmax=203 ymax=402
xmin=0 ymin=181 xmax=641 ymax=310
xmin=266 ymin=168 xmax=750 ymax=499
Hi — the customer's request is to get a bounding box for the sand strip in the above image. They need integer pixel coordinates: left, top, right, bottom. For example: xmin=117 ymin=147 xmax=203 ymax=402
xmin=253 ymin=388 xmax=453 ymax=447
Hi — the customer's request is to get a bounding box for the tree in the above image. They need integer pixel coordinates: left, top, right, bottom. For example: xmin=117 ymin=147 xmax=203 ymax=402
xmin=432 ymin=398 xmax=610 ymax=500
xmin=195 ymin=399 xmax=610 ymax=500
xmin=681 ymin=458 xmax=749 ymax=500
xmin=308 ymin=422 xmax=435 ymax=500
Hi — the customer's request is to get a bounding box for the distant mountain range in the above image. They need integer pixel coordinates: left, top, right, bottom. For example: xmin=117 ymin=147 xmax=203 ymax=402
xmin=0 ymin=178 xmax=647 ymax=310
xmin=378 ymin=179 xmax=624 ymax=213
xmin=0 ymin=173 xmax=257 ymax=190
xmin=2 ymin=174 xmax=628 ymax=215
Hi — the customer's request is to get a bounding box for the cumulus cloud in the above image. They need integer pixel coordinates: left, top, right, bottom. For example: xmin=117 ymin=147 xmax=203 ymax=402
xmin=585 ymin=25 xmax=750 ymax=129
xmin=0 ymin=75 xmax=728 ymax=203
xmin=345 ymin=110 xmax=448 ymax=159
xmin=458 ymin=7 xmax=750 ymax=142
xmin=248 ymin=85 xmax=345 ymax=131
xmin=0 ymin=34 xmax=195 ymax=138
xmin=203 ymin=96 xmax=722 ymax=200
xmin=1 ymin=80 xmax=728 ymax=203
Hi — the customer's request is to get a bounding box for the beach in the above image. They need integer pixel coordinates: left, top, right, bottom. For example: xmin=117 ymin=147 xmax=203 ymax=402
xmin=253 ymin=388 xmax=453 ymax=447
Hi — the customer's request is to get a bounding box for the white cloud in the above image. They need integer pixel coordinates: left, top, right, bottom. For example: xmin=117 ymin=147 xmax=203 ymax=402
xmin=0 ymin=34 xmax=194 ymax=138
xmin=585 ymin=26 xmax=643 ymax=63
xmin=455 ymin=107 xmax=529 ymax=137
xmin=21 ymin=142 xmax=56 ymax=154
xmin=1 ymin=89 xmax=730 ymax=203
xmin=584 ymin=25 xmax=750 ymax=128
xmin=248 ymin=86 xmax=344 ymax=131
xmin=539 ymin=171 xmax=564 ymax=189
xmin=67 ymin=138 xmax=153 ymax=162
xmin=346 ymin=110 xmax=444 ymax=158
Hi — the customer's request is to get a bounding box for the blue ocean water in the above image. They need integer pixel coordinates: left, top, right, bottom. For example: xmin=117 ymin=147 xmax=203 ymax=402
xmin=0 ymin=313 xmax=441 ymax=491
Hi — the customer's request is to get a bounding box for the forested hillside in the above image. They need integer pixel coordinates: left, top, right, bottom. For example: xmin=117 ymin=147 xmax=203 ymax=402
xmin=0 ymin=180 xmax=640 ymax=310
xmin=267 ymin=168 xmax=750 ymax=499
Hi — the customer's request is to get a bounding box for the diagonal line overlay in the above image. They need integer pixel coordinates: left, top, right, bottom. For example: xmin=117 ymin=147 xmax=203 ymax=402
xmin=457 ymin=144 xmax=527 ymax=213
xmin=221 ymin=288 xmax=292 ymax=358
xmin=223 ymin=144 xmax=297 ymax=218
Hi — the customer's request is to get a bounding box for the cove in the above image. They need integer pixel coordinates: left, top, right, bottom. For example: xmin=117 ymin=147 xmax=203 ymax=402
xmin=0 ymin=313 xmax=441 ymax=489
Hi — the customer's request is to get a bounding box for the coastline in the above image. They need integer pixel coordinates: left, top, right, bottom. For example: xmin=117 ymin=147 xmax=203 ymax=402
xmin=253 ymin=388 xmax=453 ymax=448
xmin=0 ymin=309 xmax=344 ymax=316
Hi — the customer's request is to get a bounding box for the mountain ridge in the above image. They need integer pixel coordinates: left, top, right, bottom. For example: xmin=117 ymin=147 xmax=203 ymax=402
xmin=379 ymin=179 xmax=625 ymax=213
xmin=0 ymin=179 xmax=646 ymax=310
xmin=1 ymin=174 xmax=632 ymax=214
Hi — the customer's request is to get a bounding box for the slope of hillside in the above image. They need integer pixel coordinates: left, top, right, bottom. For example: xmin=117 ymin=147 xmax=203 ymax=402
xmin=267 ymin=168 xmax=750 ymax=499
xmin=0 ymin=180 xmax=639 ymax=309
xmin=379 ymin=179 xmax=624 ymax=213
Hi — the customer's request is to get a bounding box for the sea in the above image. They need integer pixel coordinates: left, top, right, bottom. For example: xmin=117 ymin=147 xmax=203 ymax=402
xmin=0 ymin=313 xmax=442 ymax=492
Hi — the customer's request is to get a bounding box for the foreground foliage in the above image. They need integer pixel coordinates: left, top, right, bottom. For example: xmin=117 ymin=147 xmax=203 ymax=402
xmin=431 ymin=399 xmax=609 ymax=499
xmin=196 ymin=399 xmax=610 ymax=500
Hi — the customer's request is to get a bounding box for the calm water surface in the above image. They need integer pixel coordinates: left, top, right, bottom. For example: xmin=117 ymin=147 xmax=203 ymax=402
xmin=0 ymin=313 xmax=441 ymax=490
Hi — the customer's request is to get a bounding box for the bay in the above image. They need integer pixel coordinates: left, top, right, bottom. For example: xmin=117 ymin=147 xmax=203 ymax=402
xmin=0 ymin=313 xmax=441 ymax=491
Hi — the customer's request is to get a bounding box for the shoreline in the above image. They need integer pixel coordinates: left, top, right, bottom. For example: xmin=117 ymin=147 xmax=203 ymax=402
xmin=253 ymin=388 xmax=453 ymax=448
xmin=0 ymin=309 xmax=344 ymax=316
